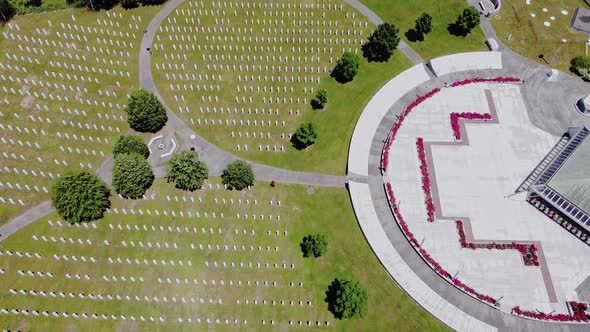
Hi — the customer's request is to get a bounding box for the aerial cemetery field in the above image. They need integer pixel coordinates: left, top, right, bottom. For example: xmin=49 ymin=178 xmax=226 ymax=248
xmin=0 ymin=0 xmax=448 ymax=330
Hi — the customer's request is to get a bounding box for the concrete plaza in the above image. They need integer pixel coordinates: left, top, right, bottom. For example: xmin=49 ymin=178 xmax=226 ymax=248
xmin=386 ymin=83 xmax=590 ymax=313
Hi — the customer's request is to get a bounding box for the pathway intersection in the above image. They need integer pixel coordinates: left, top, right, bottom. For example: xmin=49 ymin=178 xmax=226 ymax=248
xmin=2 ymin=1 xmax=590 ymax=331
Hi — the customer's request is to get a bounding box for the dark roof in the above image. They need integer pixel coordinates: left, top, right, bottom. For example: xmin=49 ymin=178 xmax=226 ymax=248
xmin=548 ymin=136 xmax=590 ymax=215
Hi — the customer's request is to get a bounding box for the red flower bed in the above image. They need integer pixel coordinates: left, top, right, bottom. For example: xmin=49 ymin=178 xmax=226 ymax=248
xmin=379 ymin=77 xmax=589 ymax=322
xmin=416 ymin=138 xmax=435 ymax=222
xmin=381 ymin=88 xmax=441 ymax=172
xmin=450 ymin=112 xmax=492 ymax=140
xmin=456 ymin=220 xmax=540 ymax=266
xmin=453 ymin=278 xmax=496 ymax=305
xmin=513 ymin=305 xmax=589 ymax=322
xmin=450 ymin=76 xmax=521 ymax=87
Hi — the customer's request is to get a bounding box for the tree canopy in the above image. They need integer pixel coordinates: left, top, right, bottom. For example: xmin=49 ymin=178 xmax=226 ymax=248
xmin=113 ymin=135 xmax=149 ymax=159
xmin=414 ymin=13 xmax=433 ymax=41
xmin=50 ymin=170 xmax=111 ymax=224
xmin=300 ymin=234 xmax=328 ymax=258
xmin=312 ymin=89 xmax=328 ymax=109
xmin=449 ymin=7 xmax=480 ymax=36
xmin=221 ymin=160 xmax=255 ymax=190
xmin=124 ymin=89 xmax=168 ymax=133
xmin=292 ymin=121 xmax=318 ymax=149
xmin=571 ymin=56 xmax=590 ymax=80
xmin=325 ymin=278 xmax=369 ymax=319
xmin=363 ymin=23 xmax=400 ymax=62
xmin=121 ymin=0 xmax=139 ymax=9
xmin=331 ymin=52 xmax=360 ymax=83
xmin=86 ymin=0 xmax=119 ymax=10
xmin=166 ymin=151 xmax=209 ymax=191
xmin=0 ymin=0 xmax=16 ymax=22
xmin=112 ymin=153 xmax=154 ymax=199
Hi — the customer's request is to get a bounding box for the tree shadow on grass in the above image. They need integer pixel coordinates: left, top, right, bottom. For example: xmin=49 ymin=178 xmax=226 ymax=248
xmin=404 ymin=28 xmax=423 ymax=42
xmin=447 ymin=22 xmax=468 ymax=37
xmin=324 ymin=279 xmax=343 ymax=319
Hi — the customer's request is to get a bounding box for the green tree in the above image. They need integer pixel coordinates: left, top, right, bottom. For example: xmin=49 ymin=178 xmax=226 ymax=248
xmin=221 ymin=160 xmax=255 ymax=190
xmin=121 ymin=0 xmax=139 ymax=9
xmin=166 ymin=151 xmax=208 ymax=191
xmin=363 ymin=23 xmax=400 ymax=62
xmin=113 ymin=135 xmax=149 ymax=159
xmin=83 ymin=0 xmax=119 ymax=10
xmin=325 ymin=278 xmax=369 ymax=319
xmin=414 ymin=13 xmax=432 ymax=41
xmin=312 ymin=89 xmax=328 ymax=109
xmin=300 ymin=234 xmax=328 ymax=257
xmin=138 ymin=0 xmax=167 ymax=5
xmin=0 ymin=0 xmax=16 ymax=22
xmin=571 ymin=56 xmax=590 ymax=81
xmin=449 ymin=7 xmax=480 ymax=36
xmin=331 ymin=52 xmax=360 ymax=83
xmin=112 ymin=153 xmax=154 ymax=199
xmin=50 ymin=170 xmax=111 ymax=224
xmin=124 ymin=89 xmax=168 ymax=133
xmin=292 ymin=121 xmax=318 ymax=149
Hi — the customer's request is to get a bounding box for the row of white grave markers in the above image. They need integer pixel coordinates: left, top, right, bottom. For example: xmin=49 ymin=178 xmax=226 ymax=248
xmin=204 ymin=261 xmax=295 ymax=269
xmin=236 ymin=299 xmax=312 ymax=306
xmin=11 ymin=289 xmax=223 ymax=306
xmin=0 ymin=308 xmax=165 ymax=323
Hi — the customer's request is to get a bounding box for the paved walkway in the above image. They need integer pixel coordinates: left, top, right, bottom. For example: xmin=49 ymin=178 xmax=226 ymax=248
xmin=0 ymin=201 xmax=53 ymax=243
xmin=138 ymin=0 xmax=346 ymax=186
xmin=346 ymin=7 xmax=590 ymax=328
xmin=0 ymin=0 xmax=347 ymax=243
xmin=349 ymin=63 xmax=590 ymax=331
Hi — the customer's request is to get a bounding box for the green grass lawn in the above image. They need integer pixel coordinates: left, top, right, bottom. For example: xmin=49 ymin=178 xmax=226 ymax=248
xmin=492 ymin=0 xmax=588 ymax=72
xmin=0 ymin=178 xmax=448 ymax=331
xmin=238 ymin=53 xmax=412 ymax=174
xmin=360 ymin=0 xmax=488 ymax=60
xmin=0 ymin=5 xmax=161 ymax=223
xmin=151 ymin=0 xmax=412 ymax=174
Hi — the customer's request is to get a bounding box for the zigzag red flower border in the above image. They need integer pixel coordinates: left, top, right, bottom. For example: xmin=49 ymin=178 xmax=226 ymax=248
xmin=380 ymin=77 xmax=588 ymax=322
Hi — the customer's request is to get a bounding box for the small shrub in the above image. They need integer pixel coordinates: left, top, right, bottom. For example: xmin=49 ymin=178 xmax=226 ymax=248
xmin=325 ymin=278 xmax=369 ymax=319
xmin=292 ymin=121 xmax=318 ymax=149
xmin=113 ymin=135 xmax=149 ymax=158
xmin=221 ymin=160 xmax=255 ymax=190
xmin=332 ymin=52 xmax=360 ymax=83
xmin=300 ymin=234 xmax=328 ymax=257
xmin=312 ymin=89 xmax=328 ymax=109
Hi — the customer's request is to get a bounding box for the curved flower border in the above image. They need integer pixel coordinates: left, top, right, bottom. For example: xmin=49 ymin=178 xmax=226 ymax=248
xmin=382 ymin=77 xmax=589 ymax=322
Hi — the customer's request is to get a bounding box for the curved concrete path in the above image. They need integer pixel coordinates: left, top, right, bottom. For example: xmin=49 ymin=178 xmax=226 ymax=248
xmin=138 ymin=0 xmax=345 ymax=187
xmin=349 ymin=63 xmax=590 ymax=331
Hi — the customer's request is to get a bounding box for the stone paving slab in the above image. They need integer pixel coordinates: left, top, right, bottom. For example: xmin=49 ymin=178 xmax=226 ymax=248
xmin=430 ymin=52 xmax=502 ymax=77
xmin=349 ymin=180 xmax=497 ymax=332
xmin=348 ymin=64 xmax=430 ymax=176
